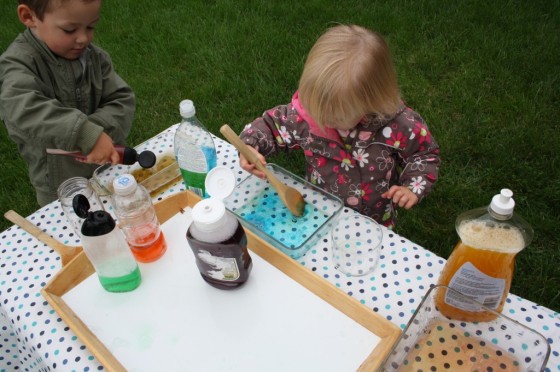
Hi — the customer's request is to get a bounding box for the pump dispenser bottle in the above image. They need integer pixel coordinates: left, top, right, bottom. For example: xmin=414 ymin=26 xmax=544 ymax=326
xmin=436 ymin=189 xmax=533 ymax=321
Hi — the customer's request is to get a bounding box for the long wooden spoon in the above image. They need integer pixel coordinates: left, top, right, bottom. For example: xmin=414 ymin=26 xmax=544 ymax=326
xmin=4 ymin=210 xmax=83 ymax=266
xmin=220 ymin=124 xmax=306 ymax=217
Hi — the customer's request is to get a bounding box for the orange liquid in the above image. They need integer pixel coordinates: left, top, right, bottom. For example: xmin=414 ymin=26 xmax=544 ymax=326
xmin=436 ymin=241 xmax=516 ymax=322
xmin=129 ymin=230 xmax=167 ymax=263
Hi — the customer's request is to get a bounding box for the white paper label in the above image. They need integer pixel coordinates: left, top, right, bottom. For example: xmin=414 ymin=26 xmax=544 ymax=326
xmin=445 ymin=262 xmax=505 ymax=311
xmin=197 ymin=249 xmax=240 ymax=281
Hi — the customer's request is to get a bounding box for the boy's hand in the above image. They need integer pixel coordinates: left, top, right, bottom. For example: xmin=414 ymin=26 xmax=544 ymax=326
xmin=85 ymin=132 xmax=120 ymax=164
xmin=239 ymin=145 xmax=267 ymax=179
xmin=382 ymin=186 xmax=419 ymax=210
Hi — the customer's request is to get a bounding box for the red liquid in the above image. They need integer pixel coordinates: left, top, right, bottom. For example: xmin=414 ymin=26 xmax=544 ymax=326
xmin=129 ymin=230 xmax=167 ymax=263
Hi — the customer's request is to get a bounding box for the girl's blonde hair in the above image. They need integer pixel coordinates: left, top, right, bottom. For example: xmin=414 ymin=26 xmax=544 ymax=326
xmin=299 ymin=24 xmax=401 ymax=129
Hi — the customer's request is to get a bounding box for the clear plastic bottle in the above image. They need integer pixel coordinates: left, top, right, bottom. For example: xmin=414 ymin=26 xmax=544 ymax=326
xmin=73 ymin=194 xmax=141 ymax=292
xmin=436 ymin=189 xmax=533 ymax=321
xmin=174 ymin=99 xmax=217 ymax=198
xmin=112 ymin=174 xmax=167 ymax=263
xmin=186 ymin=167 xmax=252 ymax=289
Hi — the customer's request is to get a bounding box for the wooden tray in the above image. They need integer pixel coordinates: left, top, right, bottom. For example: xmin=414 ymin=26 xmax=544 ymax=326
xmin=37 ymin=191 xmax=400 ymax=371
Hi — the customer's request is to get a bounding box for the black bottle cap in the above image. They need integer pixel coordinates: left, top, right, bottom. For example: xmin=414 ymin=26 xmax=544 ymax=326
xmin=137 ymin=150 xmax=156 ymax=168
xmin=73 ymin=194 xmax=90 ymax=218
xmin=122 ymin=147 xmax=139 ymax=165
xmin=72 ymin=194 xmax=116 ymax=236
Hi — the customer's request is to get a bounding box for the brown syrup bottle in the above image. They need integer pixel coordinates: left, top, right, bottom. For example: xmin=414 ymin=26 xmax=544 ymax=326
xmin=187 ymin=197 xmax=252 ymax=289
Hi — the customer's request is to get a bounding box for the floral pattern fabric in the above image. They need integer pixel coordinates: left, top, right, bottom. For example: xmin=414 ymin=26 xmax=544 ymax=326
xmin=240 ymin=92 xmax=440 ymax=229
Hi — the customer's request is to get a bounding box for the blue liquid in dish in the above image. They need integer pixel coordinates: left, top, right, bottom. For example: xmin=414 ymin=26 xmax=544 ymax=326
xmin=235 ymin=189 xmax=329 ymax=249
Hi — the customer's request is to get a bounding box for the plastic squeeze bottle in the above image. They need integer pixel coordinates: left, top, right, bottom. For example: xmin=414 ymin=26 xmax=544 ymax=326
xmin=73 ymin=194 xmax=141 ymax=292
xmin=174 ymin=99 xmax=217 ymax=198
xmin=112 ymin=174 xmax=167 ymax=263
xmin=436 ymin=189 xmax=533 ymax=321
xmin=186 ymin=166 xmax=252 ymax=289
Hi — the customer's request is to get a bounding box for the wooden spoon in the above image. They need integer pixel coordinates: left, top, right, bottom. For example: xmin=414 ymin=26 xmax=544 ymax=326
xmin=4 ymin=210 xmax=83 ymax=266
xmin=220 ymin=124 xmax=306 ymax=217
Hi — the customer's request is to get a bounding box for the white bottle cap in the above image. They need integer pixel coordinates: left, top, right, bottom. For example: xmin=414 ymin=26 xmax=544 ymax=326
xmin=192 ymin=198 xmax=227 ymax=232
xmin=113 ymin=174 xmax=138 ymax=195
xmin=191 ymin=166 xmax=236 ymax=233
xmin=205 ymin=166 xmax=236 ymax=200
xmin=490 ymin=188 xmax=515 ymax=216
xmin=179 ymin=99 xmax=196 ymax=118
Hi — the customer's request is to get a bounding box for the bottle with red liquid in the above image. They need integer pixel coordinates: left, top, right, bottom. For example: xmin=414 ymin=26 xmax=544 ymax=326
xmin=436 ymin=189 xmax=533 ymax=321
xmin=186 ymin=167 xmax=252 ymax=289
xmin=112 ymin=174 xmax=167 ymax=262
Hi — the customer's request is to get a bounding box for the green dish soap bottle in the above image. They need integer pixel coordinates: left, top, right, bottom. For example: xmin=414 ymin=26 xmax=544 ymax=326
xmin=174 ymin=99 xmax=217 ymax=198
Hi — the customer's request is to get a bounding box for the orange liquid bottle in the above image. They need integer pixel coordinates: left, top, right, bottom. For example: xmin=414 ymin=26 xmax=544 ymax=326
xmin=436 ymin=189 xmax=533 ymax=322
xmin=127 ymin=225 xmax=167 ymax=263
xmin=112 ymin=174 xmax=167 ymax=263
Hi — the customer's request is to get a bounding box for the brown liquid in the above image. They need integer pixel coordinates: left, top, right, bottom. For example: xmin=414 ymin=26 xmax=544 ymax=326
xmin=436 ymin=241 xmax=516 ymax=321
xmin=436 ymin=220 xmax=524 ymax=322
xmin=186 ymin=224 xmax=252 ymax=289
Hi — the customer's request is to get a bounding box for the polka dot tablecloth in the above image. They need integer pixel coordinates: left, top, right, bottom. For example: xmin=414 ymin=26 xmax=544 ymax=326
xmin=1 ymin=127 xmax=559 ymax=371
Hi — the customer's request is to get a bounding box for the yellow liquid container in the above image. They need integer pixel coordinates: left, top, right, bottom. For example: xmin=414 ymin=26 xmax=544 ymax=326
xmin=436 ymin=189 xmax=533 ymax=322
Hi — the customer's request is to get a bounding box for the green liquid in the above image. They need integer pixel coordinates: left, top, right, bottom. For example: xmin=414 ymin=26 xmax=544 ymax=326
xmin=180 ymin=168 xmax=211 ymax=198
xmin=98 ymin=266 xmax=141 ymax=292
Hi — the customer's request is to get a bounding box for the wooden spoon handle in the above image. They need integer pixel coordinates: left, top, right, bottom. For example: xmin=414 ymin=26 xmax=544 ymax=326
xmin=4 ymin=210 xmax=67 ymax=250
xmin=220 ymin=125 xmax=267 ymax=173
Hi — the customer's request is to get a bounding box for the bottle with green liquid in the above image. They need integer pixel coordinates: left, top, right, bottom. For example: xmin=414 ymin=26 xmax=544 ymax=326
xmin=73 ymin=194 xmax=141 ymax=292
xmin=174 ymin=99 xmax=217 ymax=198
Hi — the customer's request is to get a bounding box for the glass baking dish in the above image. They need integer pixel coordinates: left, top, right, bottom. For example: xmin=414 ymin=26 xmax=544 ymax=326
xmin=223 ymin=164 xmax=343 ymax=259
xmin=92 ymin=129 xmax=181 ymax=197
xmin=380 ymin=285 xmax=550 ymax=371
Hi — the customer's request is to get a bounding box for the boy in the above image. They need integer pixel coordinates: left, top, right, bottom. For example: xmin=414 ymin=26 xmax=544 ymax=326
xmin=0 ymin=0 xmax=135 ymax=206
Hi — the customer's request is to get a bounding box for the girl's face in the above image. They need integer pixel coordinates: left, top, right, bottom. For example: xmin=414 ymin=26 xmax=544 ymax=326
xmin=23 ymin=0 xmax=101 ymax=60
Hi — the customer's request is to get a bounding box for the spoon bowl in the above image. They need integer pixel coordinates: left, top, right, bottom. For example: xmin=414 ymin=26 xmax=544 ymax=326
xmin=220 ymin=124 xmax=306 ymax=217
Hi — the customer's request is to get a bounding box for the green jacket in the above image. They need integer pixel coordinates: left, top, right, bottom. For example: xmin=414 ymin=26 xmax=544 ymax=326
xmin=0 ymin=29 xmax=135 ymax=206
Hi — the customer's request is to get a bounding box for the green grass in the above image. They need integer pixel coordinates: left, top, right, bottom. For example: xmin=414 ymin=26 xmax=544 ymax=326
xmin=1 ymin=0 xmax=559 ymax=311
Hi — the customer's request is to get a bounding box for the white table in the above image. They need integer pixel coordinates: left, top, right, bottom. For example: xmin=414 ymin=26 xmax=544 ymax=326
xmin=1 ymin=126 xmax=559 ymax=371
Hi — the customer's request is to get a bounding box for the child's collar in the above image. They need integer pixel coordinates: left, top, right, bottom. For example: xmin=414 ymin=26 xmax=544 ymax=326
xmin=291 ymin=91 xmax=342 ymax=144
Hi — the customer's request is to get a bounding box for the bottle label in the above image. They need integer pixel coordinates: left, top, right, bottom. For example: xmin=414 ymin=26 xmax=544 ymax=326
xmin=445 ymin=262 xmax=505 ymax=311
xmin=196 ymin=249 xmax=240 ymax=281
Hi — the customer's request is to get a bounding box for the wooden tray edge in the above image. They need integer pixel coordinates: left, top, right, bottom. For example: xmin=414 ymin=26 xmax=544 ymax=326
xmin=42 ymin=190 xmax=400 ymax=371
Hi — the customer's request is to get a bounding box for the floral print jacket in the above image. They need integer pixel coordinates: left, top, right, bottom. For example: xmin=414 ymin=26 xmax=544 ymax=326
xmin=240 ymin=92 xmax=440 ymax=228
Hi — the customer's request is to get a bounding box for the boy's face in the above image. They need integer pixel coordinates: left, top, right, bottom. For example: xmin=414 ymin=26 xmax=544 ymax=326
xmin=19 ymin=0 xmax=102 ymax=60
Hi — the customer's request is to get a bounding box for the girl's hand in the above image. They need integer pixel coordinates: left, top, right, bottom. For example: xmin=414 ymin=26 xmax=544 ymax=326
xmin=85 ymin=132 xmax=120 ymax=164
xmin=239 ymin=145 xmax=267 ymax=179
xmin=382 ymin=186 xmax=419 ymax=209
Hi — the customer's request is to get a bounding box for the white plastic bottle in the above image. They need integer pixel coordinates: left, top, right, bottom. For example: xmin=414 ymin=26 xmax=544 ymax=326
xmin=73 ymin=194 xmax=141 ymax=292
xmin=112 ymin=174 xmax=167 ymax=263
xmin=174 ymin=100 xmax=217 ymax=198
xmin=186 ymin=167 xmax=252 ymax=289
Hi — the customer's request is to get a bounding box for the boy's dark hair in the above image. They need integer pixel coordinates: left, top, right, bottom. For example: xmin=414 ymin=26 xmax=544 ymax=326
xmin=19 ymin=0 xmax=98 ymax=21
xmin=19 ymin=0 xmax=51 ymax=20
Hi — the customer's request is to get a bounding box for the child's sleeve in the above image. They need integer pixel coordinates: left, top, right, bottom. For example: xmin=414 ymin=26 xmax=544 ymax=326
xmin=239 ymin=103 xmax=303 ymax=156
xmin=396 ymin=114 xmax=441 ymax=202
xmin=0 ymin=52 xmax=103 ymax=152
xmin=86 ymin=48 xmax=135 ymax=146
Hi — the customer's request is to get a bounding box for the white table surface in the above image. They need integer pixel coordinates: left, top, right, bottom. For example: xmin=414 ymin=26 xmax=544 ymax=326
xmin=1 ymin=125 xmax=559 ymax=371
